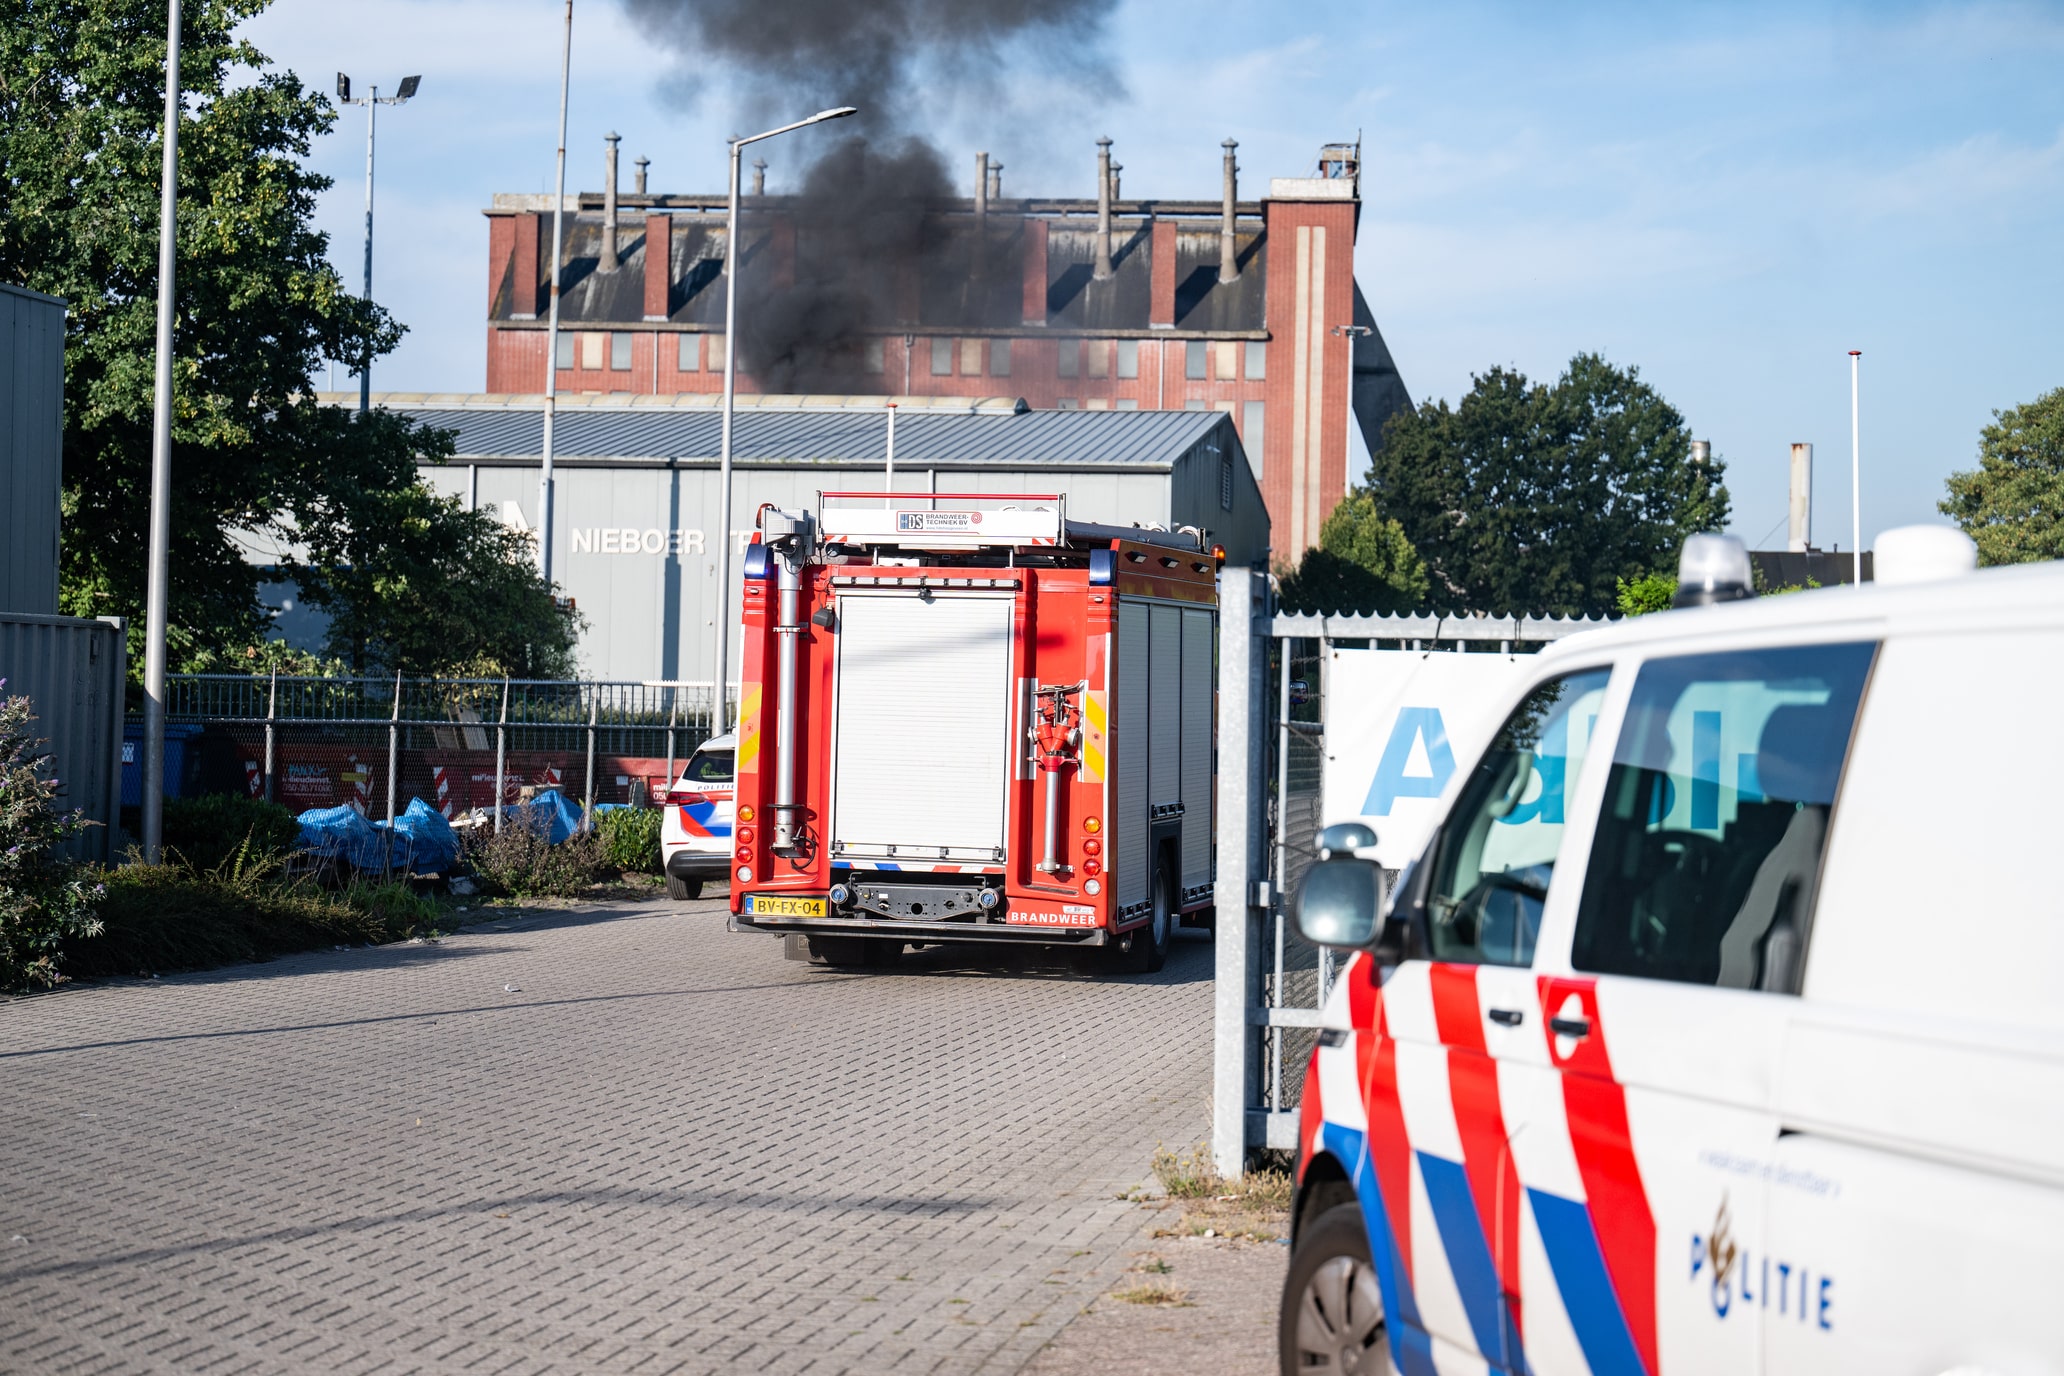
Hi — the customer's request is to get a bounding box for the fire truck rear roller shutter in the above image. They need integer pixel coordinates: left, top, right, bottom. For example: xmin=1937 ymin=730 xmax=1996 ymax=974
xmin=1180 ymin=606 xmax=1215 ymax=897
xmin=1115 ymin=600 xmax=1151 ymax=910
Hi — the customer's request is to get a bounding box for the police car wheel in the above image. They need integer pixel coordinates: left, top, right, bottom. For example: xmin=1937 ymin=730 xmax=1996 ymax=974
xmin=665 ymin=874 xmax=701 ymax=901
xmin=1279 ymin=1203 xmax=1385 ymax=1376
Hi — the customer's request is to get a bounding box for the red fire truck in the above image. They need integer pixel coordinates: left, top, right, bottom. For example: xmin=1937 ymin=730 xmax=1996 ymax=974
xmin=727 ymin=492 xmax=1219 ymax=971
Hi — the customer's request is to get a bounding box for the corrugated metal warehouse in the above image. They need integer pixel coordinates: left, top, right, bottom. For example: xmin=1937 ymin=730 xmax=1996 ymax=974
xmin=305 ymin=392 xmax=1268 ymax=684
xmin=2 ymin=283 xmax=65 ymax=616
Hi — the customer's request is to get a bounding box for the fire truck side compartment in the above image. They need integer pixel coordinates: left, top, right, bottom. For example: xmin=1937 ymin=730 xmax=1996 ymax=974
xmin=1180 ymin=606 xmax=1215 ymax=903
xmin=1114 ymin=602 xmax=1151 ymax=914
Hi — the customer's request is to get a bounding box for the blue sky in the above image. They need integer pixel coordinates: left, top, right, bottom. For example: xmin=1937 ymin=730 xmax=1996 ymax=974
xmin=243 ymin=0 xmax=2064 ymax=550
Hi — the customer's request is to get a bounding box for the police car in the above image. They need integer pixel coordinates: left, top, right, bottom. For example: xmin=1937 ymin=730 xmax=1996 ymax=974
xmin=1282 ymin=526 xmax=2064 ymax=1375
xmin=660 ymin=732 xmax=735 ymax=901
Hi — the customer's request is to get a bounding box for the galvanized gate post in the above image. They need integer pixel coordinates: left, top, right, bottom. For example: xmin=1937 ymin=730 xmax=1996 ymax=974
xmin=263 ymin=669 xmax=277 ymax=805
xmin=1212 ymin=566 xmax=1269 ymax=1180
xmin=385 ymin=670 xmax=401 ymax=878
xmin=583 ymin=690 xmax=598 ymax=833
xmin=494 ymin=677 xmax=509 ymax=835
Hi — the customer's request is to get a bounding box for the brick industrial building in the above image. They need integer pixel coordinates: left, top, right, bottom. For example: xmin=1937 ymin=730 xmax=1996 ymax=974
xmin=480 ymin=138 xmax=1410 ymax=558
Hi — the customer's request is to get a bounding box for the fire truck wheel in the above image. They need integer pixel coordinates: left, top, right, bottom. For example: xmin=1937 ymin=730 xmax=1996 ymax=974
xmin=665 ymin=874 xmax=702 ymax=901
xmin=1107 ymin=866 xmax=1176 ymax=974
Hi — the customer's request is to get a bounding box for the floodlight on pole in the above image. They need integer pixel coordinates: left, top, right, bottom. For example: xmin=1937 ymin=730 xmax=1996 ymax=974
xmin=141 ymin=0 xmax=182 ymax=864
xmin=538 ymin=0 xmax=574 ymax=584
xmin=336 ymin=71 xmax=423 ymax=414
xmin=710 ymin=103 xmax=857 ymax=725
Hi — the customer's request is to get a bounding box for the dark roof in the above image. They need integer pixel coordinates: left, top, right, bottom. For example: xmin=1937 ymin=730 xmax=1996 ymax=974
xmin=362 ymin=397 xmax=1244 ymax=469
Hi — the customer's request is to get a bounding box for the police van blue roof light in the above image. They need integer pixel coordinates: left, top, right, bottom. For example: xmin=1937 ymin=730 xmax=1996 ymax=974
xmin=1674 ymin=533 xmax=1753 ymax=608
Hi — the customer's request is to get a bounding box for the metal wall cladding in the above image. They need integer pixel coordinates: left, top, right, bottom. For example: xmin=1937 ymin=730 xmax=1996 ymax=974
xmin=1 ymin=285 xmax=66 ymax=616
xmin=428 ymin=458 xmax=1214 ymax=685
xmin=0 ymin=614 xmax=127 ymax=862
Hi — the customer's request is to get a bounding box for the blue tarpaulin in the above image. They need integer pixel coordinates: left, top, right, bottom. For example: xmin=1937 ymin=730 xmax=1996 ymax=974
xmin=296 ymin=804 xmax=390 ymax=871
xmin=503 ymin=788 xmax=583 ymax=844
xmin=390 ymin=797 xmax=460 ymax=873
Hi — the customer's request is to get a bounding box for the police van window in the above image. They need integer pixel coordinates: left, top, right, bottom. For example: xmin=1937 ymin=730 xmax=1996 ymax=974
xmin=1424 ymin=668 xmax=1611 ymax=967
xmin=684 ymin=750 xmax=734 ymax=785
xmin=1571 ymin=642 xmax=1874 ymax=993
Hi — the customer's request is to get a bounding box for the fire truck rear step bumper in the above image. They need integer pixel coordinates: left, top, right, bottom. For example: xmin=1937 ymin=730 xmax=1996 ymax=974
xmin=728 ymin=913 xmax=1108 ymax=947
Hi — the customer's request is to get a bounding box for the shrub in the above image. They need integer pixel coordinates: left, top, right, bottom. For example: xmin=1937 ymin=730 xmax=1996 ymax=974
xmin=163 ymin=793 xmax=303 ymax=872
xmin=0 ymin=686 xmax=105 ymax=991
xmin=461 ymin=822 xmax=609 ymax=898
xmin=598 ymin=807 xmax=663 ymax=875
xmin=1615 ymin=571 xmax=1676 ymax=616
xmin=63 ymin=839 xmax=435 ymax=979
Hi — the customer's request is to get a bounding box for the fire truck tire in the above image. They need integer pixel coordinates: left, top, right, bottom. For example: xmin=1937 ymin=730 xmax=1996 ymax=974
xmin=1107 ymin=865 xmax=1175 ymax=974
xmin=665 ymin=874 xmax=702 ymax=901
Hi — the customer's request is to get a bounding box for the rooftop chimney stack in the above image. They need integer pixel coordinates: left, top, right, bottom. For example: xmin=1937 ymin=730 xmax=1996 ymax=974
xmin=1094 ymin=137 xmax=1114 ymax=281
xmin=634 ymin=155 xmax=649 ymax=196
xmin=988 ymin=161 xmax=1004 ymax=202
xmin=1789 ymin=443 xmax=1814 ymax=551
xmin=975 ymin=152 xmax=990 ymax=218
xmin=1219 ymin=138 xmax=1240 ymax=284
xmin=1110 ymin=162 xmax=1122 ymax=201
xmin=601 ymin=132 xmax=621 ymax=272
xmin=752 ymin=159 xmax=767 ymax=196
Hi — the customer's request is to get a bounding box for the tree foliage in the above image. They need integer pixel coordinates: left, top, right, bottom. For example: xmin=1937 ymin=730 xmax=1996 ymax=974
xmin=1369 ymin=353 xmax=1729 ymax=616
xmin=0 ymin=688 xmax=104 ymax=991
xmin=1277 ymin=490 xmax=1431 ymax=614
xmin=0 ymin=0 xmax=574 ymax=679
xmin=1940 ymin=385 xmax=2064 ymax=566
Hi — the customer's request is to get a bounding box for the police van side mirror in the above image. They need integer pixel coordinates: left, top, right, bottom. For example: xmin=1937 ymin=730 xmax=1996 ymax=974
xmin=1295 ymin=859 xmax=1383 ymax=950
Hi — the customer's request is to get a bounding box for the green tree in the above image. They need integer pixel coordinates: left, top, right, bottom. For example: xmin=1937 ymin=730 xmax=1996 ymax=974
xmin=1277 ymin=490 xmax=1431 ymax=614
xmin=0 ymin=0 xmax=571 ymax=679
xmin=1940 ymin=385 xmax=2064 ymax=566
xmin=1614 ymin=572 xmax=1676 ymax=616
xmin=1369 ymin=353 xmax=1729 ymax=616
xmin=296 ymin=487 xmax=583 ymax=678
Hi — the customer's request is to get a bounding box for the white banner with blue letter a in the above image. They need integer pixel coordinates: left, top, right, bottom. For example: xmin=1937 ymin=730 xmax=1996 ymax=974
xmin=1320 ymin=650 xmax=1532 ymax=869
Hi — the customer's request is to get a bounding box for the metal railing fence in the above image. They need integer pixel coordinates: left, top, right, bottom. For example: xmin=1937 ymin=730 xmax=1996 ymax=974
xmin=149 ymin=675 xmax=740 ymax=836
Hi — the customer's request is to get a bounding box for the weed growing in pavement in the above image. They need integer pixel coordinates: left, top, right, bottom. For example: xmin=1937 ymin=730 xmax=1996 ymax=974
xmin=1150 ymin=1142 xmax=1221 ymax=1198
xmin=1133 ymin=1256 xmax=1174 ymax=1275
xmin=1111 ymin=1283 xmax=1190 ymax=1307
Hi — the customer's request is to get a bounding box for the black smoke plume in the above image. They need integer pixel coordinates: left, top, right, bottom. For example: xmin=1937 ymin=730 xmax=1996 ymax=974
xmin=623 ymin=0 xmax=1116 ymax=391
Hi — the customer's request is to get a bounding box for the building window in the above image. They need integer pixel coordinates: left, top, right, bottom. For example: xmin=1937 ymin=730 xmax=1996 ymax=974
xmin=580 ymin=332 xmax=605 ymax=370
xmin=1242 ymin=401 xmax=1265 ymax=476
xmin=677 ymin=334 xmax=699 ymax=371
xmin=1085 ymin=340 xmax=1108 ymax=379
xmin=1114 ymin=398 xmax=1139 ymax=411
xmin=960 ymin=338 xmax=983 ymax=376
xmin=1116 ymin=339 xmax=1139 ymax=380
xmin=1057 ymin=339 xmax=1079 ymax=379
xmin=1245 ymin=340 xmax=1267 ymax=380
xmin=611 ymin=333 xmax=633 ymax=371
xmin=1183 ymin=399 xmax=1207 ymax=411
xmin=931 ymin=336 xmax=954 ymax=376
xmin=990 ymin=338 xmax=1012 ymax=377
xmin=556 ymin=333 xmax=575 ymax=370
xmin=1086 ymin=398 xmax=1110 ymax=411
xmin=1185 ymin=340 xmax=1206 ymax=380
xmin=707 ymin=334 xmax=726 ymax=369
xmin=864 ymin=338 xmax=885 ymax=373
xmin=1215 ymin=341 xmax=1237 ymax=381
xmin=1056 ymin=398 xmax=1078 ymax=410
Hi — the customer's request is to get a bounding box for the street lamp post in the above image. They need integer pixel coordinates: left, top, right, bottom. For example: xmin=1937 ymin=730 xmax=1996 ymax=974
xmin=336 ymin=71 xmax=421 ymax=415
xmin=710 ymin=107 xmax=856 ymax=727
xmin=141 ymin=0 xmax=182 ymax=864
xmin=539 ymin=0 xmax=574 ymax=583
xmin=1849 ymin=350 xmax=1862 ymax=587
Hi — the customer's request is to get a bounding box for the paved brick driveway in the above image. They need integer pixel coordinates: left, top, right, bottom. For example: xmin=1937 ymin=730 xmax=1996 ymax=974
xmin=0 ymin=899 xmax=1215 ymax=1375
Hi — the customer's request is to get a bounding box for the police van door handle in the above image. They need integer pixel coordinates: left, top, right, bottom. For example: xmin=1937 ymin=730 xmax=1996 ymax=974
xmin=1550 ymin=1015 xmax=1591 ymax=1038
xmin=1487 ymin=1008 xmax=1524 ymax=1027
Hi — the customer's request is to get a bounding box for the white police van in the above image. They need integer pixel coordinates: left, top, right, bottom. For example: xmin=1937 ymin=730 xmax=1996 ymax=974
xmin=1283 ymin=527 xmax=2064 ymax=1376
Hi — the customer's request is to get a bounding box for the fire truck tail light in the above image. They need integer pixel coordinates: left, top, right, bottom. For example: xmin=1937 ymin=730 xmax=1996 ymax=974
xmin=736 ymin=844 xmax=753 ymax=860
xmin=1083 ymin=858 xmax=1101 ymax=876
xmin=737 ymin=826 xmax=755 ymax=845
xmin=1084 ymin=879 xmax=1101 ymax=895
xmin=1082 ymin=838 xmax=1101 ymax=855
xmin=738 ymin=805 xmax=756 ymax=823
xmin=1083 ymin=816 xmax=1100 ymax=834
xmin=737 ymin=865 xmax=754 ymax=883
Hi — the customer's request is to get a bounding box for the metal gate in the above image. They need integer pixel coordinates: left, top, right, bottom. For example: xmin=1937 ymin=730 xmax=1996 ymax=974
xmin=1210 ymin=568 xmax=1611 ymax=1176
